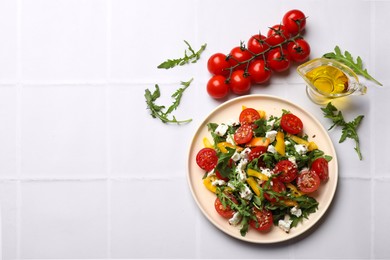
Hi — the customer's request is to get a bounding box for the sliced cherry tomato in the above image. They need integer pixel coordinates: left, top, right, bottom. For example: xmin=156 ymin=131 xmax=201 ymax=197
xmin=262 ymin=178 xmax=286 ymax=203
xmin=239 ymin=108 xmax=261 ymax=124
xmin=311 ymin=157 xmax=329 ymax=182
xmin=266 ymin=24 xmax=290 ymax=47
xmin=287 ymin=38 xmax=311 ymax=62
xmin=249 ymin=207 xmax=273 ymax=232
xmin=280 ymin=113 xmax=303 ymax=134
xmin=282 ymin=9 xmax=306 ymax=36
xmin=196 ymin=148 xmax=218 ymax=171
xmin=215 ymin=170 xmax=229 ymax=182
xmin=207 ymin=75 xmax=229 ymax=99
xmin=247 ymin=34 xmax=269 ymax=55
xmin=229 ymin=70 xmax=251 ymax=95
xmin=207 ymin=53 xmax=231 ymax=76
xmin=266 ymin=48 xmax=291 ymax=72
xmin=297 ymin=169 xmax=321 ymax=193
xmin=248 ymin=146 xmax=267 ymax=167
xmin=234 ymin=124 xmax=253 ymax=145
xmin=228 ymin=46 xmax=252 ymax=70
xmin=248 ymin=59 xmax=271 ymax=84
xmin=214 ymin=195 xmax=238 ymax=218
xmin=274 ymin=159 xmax=298 ymax=183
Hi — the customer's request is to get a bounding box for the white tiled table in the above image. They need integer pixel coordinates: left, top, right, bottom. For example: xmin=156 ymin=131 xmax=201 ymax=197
xmin=0 ymin=0 xmax=389 ymax=259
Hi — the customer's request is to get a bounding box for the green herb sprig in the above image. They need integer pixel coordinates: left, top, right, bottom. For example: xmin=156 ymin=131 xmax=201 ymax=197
xmin=144 ymin=78 xmax=193 ymax=124
xmin=157 ymin=40 xmax=207 ymax=69
xmin=323 ymin=46 xmax=382 ymax=86
xmin=321 ymin=102 xmax=364 ymax=160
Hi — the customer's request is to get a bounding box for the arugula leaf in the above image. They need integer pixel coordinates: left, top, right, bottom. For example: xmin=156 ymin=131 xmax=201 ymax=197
xmin=323 ymin=46 xmax=382 ymax=86
xmin=321 ymin=102 xmax=364 ymax=160
xmin=157 ymin=40 xmax=207 ymax=69
xmin=144 ymin=78 xmax=193 ymax=124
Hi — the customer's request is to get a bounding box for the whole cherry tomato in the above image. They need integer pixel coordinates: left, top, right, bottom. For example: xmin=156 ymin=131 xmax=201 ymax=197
xmin=287 ymin=38 xmax=311 ymax=62
xmin=248 ymin=59 xmax=271 ymax=84
xmin=229 ymin=70 xmax=251 ymax=95
xmin=207 ymin=75 xmax=229 ymax=99
xmin=266 ymin=48 xmax=291 ymax=72
xmin=283 ymin=9 xmax=307 ymax=36
xmin=228 ymin=46 xmax=252 ymax=70
xmin=266 ymin=25 xmax=290 ymax=47
xmin=207 ymin=53 xmax=231 ymax=76
xmin=247 ymin=34 xmax=269 ymax=56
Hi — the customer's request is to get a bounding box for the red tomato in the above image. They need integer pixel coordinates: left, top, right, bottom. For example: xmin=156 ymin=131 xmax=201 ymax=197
xmin=266 ymin=48 xmax=291 ymax=72
xmin=207 ymin=75 xmax=229 ymax=99
xmin=234 ymin=124 xmax=253 ymax=145
xmin=228 ymin=46 xmax=252 ymax=70
xmin=215 ymin=170 xmax=229 ymax=181
xmin=287 ymin=39 xmax=311 ymax=62
xmin=266 ymin=25 xmax=290 ymax=47
xmin=249 ymin=207 xmax=273 ymax=232
xmin=248 ymin=60 xmax=271 ymax=84
xmin=239 ymin=108 xmax=261 ymax=124
xmin=248 ymin=146 xmax=267 ymax=162
xmin=262 ymin=178 xmax=286 ymax=203
xmin=196 ymin=148 xmax=218 ymax=171
xmin=207 ymin=53 xmax=231 ymax=76
xmin=214 ymin=197 xmax=235 ymax=218
xmin=311 ymin=157 xmax=329 ymax=182
xmin=274 ymin=159 xmax=298 ymax=183
xmin=247 ymin=34 xmax=269 ymax=55
xmin=229 ymin=70 xmax=251 ymax=95
xmin=280 ymin=113 xmax=303 ymax=134
xmin=297 ymin=169 xmax=321 ymax=193
xmin=282 ymin=9 xmax=307 ymax=36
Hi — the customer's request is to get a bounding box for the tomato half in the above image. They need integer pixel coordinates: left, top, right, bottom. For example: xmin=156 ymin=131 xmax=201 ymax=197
xmin=311 ymin=157 xmax=329 ymax=182
xmin=207 ymin=53 xmax=231 ymax=76
xmin=262 ymin=178 xmax=286 ymax=203
xmin=247 ymin=34 xmax=269 ymax=55
xmin=239 ymin=108 xmax=261 ymax=124
xmin=248 ymin=146 xmax=267 ymax=167
xmin=229 ymin=70 xmax=251 ymax=95
xmin=266 ymin=24 xmax=290 ymax=47
xmin=228 ymin=46 xmax=252 ymax=70
xmin=215 ymin=170 xmax=229 ymax=182
xmin=234 ymin=124 xmax=253 ymax=145
xmin=196 ymin=148 xmax=218 ymax=171
xmin=297 ymin=169 xmax=321 ymax=193
xmin=266 ymin=48 xmax=291 ymax=72
xmin=287 ymin=38 xmax=311 ymax=62
xmin=274 ymin=159 xmax=298 ymax=183
xmin=248 ymin=59 xmax=271 ymax=84
xmin=214 ymin=197 xmax=235 ymax=218
xmin=207 ymin=75 xmax=229 ymax=99
xmin=282 ymin=9 xmax=307 ymax=36
xmin=280 ymin=113 xmax=303 ymax=134
xmin=249 ymin=208 xmax=273 ymax=232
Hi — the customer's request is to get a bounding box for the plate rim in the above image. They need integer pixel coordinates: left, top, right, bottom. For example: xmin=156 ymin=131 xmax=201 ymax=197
xmin=187 ymin=94 xmax=338 ymax=244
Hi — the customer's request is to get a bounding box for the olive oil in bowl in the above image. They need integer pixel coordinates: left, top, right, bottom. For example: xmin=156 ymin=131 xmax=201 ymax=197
xmin=297 ymin=58 xmax=367 ymax=104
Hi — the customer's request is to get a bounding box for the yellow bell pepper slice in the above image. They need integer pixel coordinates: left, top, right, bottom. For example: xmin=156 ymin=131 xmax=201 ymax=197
xmin=286 ymin=183 xmax=304 ymax=197
xmin=203 ymin=137 xmax=213 ymax=148
xmin=217 ymin=142 xmax=243 ymax=153
xmin=247 ymin=168 xmax=269 ymax=181
xmin=288 ymin=134 xmax=318 ymax=151
xmin=281 ymin=199 xmax=298 ymax=207
xmin=203 ymin=175 xmax=217 ymax=193
xmin=274 ymin=131 xmax=285 ymax=156
xmin=246 ymin=177 xmax=261 ymax=196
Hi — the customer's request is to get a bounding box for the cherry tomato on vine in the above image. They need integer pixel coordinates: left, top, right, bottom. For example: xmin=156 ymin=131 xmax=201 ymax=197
xmin=282 ymin=9 xmax=307 ymax=36
xmin=297 ymin=169 xmax=321 ymax=193
xmin=280 ymin=113 xmax=303 ymax=134
xmin=229 ymin=70 xmax=251 ymax=95
xmin=249 ymin=207 xmax=273 ymax=232
xmin=207 ymin=53 xmax=231 ymax=76
xmin=228 ymin=46 xmax=252 ymax=70
xmin=247 ymin=34 xmax=269 ymax=56
xmin=266 ymin=24 xmax=290 ymax=47
xmin=287 ymin=38 xmax=311 ymax=62
xmin=311 ymin=157 xmax=329 ymax=182
xmin=207 ymin=75 xmax=229 ymax=99
xmin=266 ymin=48 xmax=291 ymax=72
xmin=196 ymin=148 xmax=218 ymax=171
xmin=248 ymin=59 xmax=271 ymax=84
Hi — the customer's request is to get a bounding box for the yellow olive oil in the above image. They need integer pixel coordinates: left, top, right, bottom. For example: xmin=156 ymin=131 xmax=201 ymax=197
xmin=305 ymin=65 xmax=349 ymax=95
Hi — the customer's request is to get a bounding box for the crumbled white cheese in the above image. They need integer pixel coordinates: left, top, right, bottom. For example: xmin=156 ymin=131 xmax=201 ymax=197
xmin=231 ymin=151 xmax=241 ymax=162
xmin=229 ymin=212 xmax=242 ymax=226
xmin=260 ymin=167 xmax=273 ymax=178
xmin=211 ymin=179 xmax=226 ymax=187
xmin=240 ymin=148 xmax=251 ymax=160
xmin=290 ymin=206 xmax=302 ymax=218
xmin=294 ymin=144 xmax=308 ymax=155
xmin=288 ymin=156 xmax=297 ymax=166
xmin=267 ymin=119 xmax=275 ymax=128
xmin=236 ymin=159 xmax=248 ymax=181
xmin=227 ymin=182 xmax=236 ymax=190
xmin=285 ymin=140 xmax=291 ymax=146
xmin=267 ymin=145 xmax=276 ymax=154
xmin=278 ymin=219 xmax=293 ymax=233
xmin=265 ymin=130 xmax=278 ymax=143
xmin=240 ymin=184 xmax=253 ymax=200
xmin=215 ymin=124 xmax=228 ymax=136
xmin=226 ymin=134 xmax=235 ymax=145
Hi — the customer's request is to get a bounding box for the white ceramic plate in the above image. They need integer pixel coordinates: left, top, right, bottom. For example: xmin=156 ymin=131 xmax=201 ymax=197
xmin=187 ymin=94 xmax=338 ymax=243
